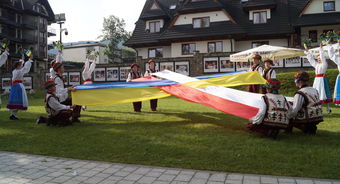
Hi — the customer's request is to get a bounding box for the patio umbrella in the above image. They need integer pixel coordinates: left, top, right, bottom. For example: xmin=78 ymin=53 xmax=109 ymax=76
xmin=230 ymin=45 xmax=305 ymax=62
xmin=308 ymin=43 xmax=339 ymax=58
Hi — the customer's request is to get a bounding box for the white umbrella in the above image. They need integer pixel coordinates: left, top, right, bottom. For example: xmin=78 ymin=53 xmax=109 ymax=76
xmin=308 ymin=43 xmax=339 ymax=58
xmin=230 ymin=45 xmax=305 ymax=62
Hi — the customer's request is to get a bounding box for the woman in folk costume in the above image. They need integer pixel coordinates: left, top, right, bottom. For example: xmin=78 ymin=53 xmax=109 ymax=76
xmin=144 ymin=59 xmax=159 ymax=111
xmin=0 ymin=47 xmax=9 ymax=106
xmin=261 ymin=59 xmax=277 ymax=94
xmin=7 ymin=55 xmax=33 ymax=120
xmin=248 ymin=79 xmax=290 ymax=139
xmin=305 ymin=44 xmax=332 ymax=114
xmin=248 ymin=54 xmax=264 ymax=93
xmin=82 ymin=59 xmax=96 ymax=84
xmin=52 ymin=63 xmax=82 ymax=122
xmin=127 ymin=62 xmax=143 ymax=112
xmin=288 ymin=71 xmax=323 ymax=134
xmin=327 ymin=42 xmax=340 ymax=106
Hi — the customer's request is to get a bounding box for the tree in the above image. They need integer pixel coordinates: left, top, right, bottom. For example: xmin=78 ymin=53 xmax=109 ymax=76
xmin=98 ymin=15 xmax=131 ymax=62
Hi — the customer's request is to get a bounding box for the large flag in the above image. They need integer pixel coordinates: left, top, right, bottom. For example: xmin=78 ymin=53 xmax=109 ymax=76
xmin=72 ymin=71 xmax=266 ymax=110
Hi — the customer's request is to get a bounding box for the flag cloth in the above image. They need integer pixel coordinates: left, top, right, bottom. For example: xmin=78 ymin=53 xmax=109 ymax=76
xmin=153 ymin=71 xmax=264 ymax=119
xmin=72 ymin=71 xmax=266 ymax=106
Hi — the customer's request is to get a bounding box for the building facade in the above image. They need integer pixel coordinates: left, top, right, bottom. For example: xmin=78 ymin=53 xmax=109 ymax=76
xmin=0 ymin=0 xmax=55 ymax=89
xmin=125 ymin=0 xmax=340 ymax=76
xmin=62 ymin=42 xmax=112 ymax=64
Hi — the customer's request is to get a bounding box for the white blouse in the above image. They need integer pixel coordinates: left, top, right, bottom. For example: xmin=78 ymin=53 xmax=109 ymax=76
xmin=50 ymin=52 xmax=63 ymax=79
xmin=0 ymin=50 xmax=9 ymax=68
xmin=12 ymin=60 xmax=33 ymax=81
xmin=54 ymin=75 xmax=68 ymax=102
xmin=327 ymin=44 xmax=340 ymax=71
xmin=82 ymin=59 xmax=96 ymax=81
xmin=305 ymin=47 xmax=328 ymax=75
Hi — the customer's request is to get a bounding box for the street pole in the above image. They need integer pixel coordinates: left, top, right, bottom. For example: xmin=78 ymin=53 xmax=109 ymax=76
xmin=59 ymin=22 xmax=63 ymax=44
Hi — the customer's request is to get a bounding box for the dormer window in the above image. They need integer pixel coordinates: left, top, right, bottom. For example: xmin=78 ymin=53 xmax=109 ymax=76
xmin=253 ymin=11 xmax=267 ymax=24
xmin=150 ymin=2 xmax=160 ymax=10
xmin=324 ymin=1 xmax=335 ymax=12
xmin=149 ymin=21 xmax=161 ymax=33
xmin=193 ymin=17 xmax=210 ymax=28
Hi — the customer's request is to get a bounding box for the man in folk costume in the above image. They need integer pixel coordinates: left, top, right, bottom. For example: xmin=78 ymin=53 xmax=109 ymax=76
xmin=248 ymin=54 xmax=264 ymax=93
xmin=36 ymin=81 xmax=74 ymax=126
xmin=7 ymin=55 xmax=33 ymax=120
xmin=262 ymin=59 xmax=277 ymax=94
xmin=0 ymin=47 xmax=9 ymax=106
xmin=144 ymin=59 xmax=159 ymax=111
xmin=52 ymin=63 xmax=82 ymax=122
xmin=82 ymin=59 xmax=96 ymax=84
xmin=305 ymin=44 xmax=332 ymax=114
xmin=127 ymin=62 xmax=143 ymax=112
xmin=248 ymin=79 xmax=290 ymax=139
xmin=327 ymin=42 xmax=340 ymax=106
xmin=288 ymin=71 xmax=323 ymax=134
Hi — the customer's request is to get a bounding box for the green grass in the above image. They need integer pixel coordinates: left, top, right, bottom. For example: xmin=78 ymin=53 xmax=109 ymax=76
xmin=0 ymin=72 xmax=340 ymax=179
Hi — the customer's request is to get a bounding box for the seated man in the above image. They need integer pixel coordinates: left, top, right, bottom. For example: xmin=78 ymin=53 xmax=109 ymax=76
xmin=36 ymin=81 xmax=74 ymax=126
xmin=248 ymin=79 xmax=291 ymax=139
xmin=288 ymin=71 xmax=323 ymax=134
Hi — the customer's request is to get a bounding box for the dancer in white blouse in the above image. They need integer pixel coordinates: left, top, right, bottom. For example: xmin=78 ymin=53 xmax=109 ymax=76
xmin=49 ymin=50 xmax=63 ymax=80
xmin=305 ymin=45 xmax=332 ymax=114
xmin=7 ymin=55 xmax=33 ymax=120
xmin=327 ymin=42 xmax=340 ymax=106
xmin=0 ymin=48 xmax=9 ymax=106
xmin=82 ymin=59 xmax=96 ymax=84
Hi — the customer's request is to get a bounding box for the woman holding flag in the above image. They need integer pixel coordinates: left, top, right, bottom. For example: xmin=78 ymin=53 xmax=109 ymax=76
xmin=7 ymin=54 xmax=33 ymax=120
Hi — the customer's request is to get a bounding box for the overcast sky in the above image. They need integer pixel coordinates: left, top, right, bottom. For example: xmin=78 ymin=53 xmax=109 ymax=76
xmin=48 ymin=0 xmax=146 ymax=43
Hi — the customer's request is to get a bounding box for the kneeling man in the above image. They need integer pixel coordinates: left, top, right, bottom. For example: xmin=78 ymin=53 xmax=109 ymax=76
xmin=288 ymin=71 xmax=323 ymax=134
xmin=248 ymin=79 xmax=291 ymax=139
xmin=37 ymin=81 xmax=74 ymax=126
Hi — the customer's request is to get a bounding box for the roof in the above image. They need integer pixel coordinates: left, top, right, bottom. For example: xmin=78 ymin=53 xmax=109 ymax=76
xmin=125 ymin=0 xmax=340 ymax=48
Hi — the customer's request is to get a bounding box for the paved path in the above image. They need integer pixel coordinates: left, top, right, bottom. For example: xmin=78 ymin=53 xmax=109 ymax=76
xmin=0 ymin=151 xmax=339 ymax=184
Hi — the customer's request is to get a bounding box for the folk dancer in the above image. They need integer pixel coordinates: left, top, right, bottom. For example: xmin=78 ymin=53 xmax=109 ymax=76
xmin=327 ymin=42 xmax=340 ymax=106
xmin=0 ymin=47 xmax=9 ymax=106
xmin=52 ymin=63 xmax=81 ymax=122
xmin=127 ymin=62 xmax=143 ymax=112
xmin=36 ymin=81 xmax=75 ymax=126
xmin=7 ymin=55 xmax=33 ymax=120
xmin=262 ymin=59 xmax=277 ymax=94
xmin=248 ymin=79 xmax=290 ymax=139
xmin=49 ymin=50 xmax=63 ymax=79
xmin=144 ymin=59 xmax=158 ymax=111
xmin=248 ymin=54 xmax=264 ymax=93
xmin=288 ymin=71 xmax=323 ymax=134
xmin=82 ymin=59 xmax=96 ymax=85
xmin=305 ymin=45 xmax=332 ymax=114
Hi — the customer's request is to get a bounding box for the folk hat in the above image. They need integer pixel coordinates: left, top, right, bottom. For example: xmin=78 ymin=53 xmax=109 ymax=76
xmin=263 ymin=59 xmax=274 ymax=66
xmin=294 ymin=71 xmax=310 ymax=83
xmin=130 ymin=62 xmax=139 ymax=68
xmin=253 ymin=54 xmax=262 ymax=60
xmin=45 ymin=80 xmax=56 ymax=89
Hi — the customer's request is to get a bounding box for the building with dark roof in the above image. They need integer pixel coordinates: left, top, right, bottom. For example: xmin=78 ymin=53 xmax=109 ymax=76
xmin=0 ymin=0 xmax=55 ymax=89
xmin=125 ymin=0 xmax=340 ymax=68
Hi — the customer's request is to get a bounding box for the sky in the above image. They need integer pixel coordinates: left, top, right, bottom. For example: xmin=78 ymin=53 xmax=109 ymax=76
xmin=48 ymin=0 xmax=146 ymax=43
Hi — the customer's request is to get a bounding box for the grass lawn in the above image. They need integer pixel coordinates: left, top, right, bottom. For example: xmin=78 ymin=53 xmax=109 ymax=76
xmin=0 ymin=91 xmax=340 ymax=179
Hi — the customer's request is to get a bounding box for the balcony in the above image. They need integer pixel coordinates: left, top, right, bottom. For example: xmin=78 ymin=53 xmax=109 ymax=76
xmin=21 ymin=23 xmax=37 ymax=30
xmin=0 ymin=16 xmax=21 ymax=27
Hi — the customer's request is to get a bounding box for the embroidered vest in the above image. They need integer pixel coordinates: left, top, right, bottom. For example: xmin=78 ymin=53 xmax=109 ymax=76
xmin=252 ymin=64 xmax=262 ymax=72
xmin=293 ymin=87 xmax=323 ymax=123
xmin=262 ymin=94 xmax=290 ymax=127
xmin=45 ymin=93 xmax=59 ymax=117
xmin=263 ymin=68 xmax=274 ymax=80
xmin=130 ymin=71 xmax=141 ymax=79
xmin=146 ymin=69 xmax=158 ymax=76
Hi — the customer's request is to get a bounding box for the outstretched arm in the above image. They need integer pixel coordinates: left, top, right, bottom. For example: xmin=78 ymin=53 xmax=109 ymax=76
xmin=89 ymin=62 xmax=96 ymax=74
xmin=327 ymin=44 xmax=340 ymax=65
xmin=304 ymin=50 xmax=317 ymax=68
xmin=0 ymin=50 xmax=9 ymax=67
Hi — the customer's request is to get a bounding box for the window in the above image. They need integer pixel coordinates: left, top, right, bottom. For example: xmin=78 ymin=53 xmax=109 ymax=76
xmin=252 ymin=41 xmax=269 ymax=48
xmin=149 ymin=21 xmax=161 ymax=33
xmin=182 ymin=43 xmax=196 ymax=55
xmin=324 ymin=1 xmax=335 ymax=12
xmin=309 ymin=30 xmax=318 ymax=43
xmin=193 ymin=17 xmax=210 ymax=28
xmin=208 ymin=41 xmax=223 ymax=53
xmin=253 ymin=11 xmax=267 ymax=24
xmin=148 ymin=48 xmax=163 ymax=58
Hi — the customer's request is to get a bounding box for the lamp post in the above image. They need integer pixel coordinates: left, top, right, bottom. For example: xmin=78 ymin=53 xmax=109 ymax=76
xmin=55 ymin=13 xmax=67 ymax=43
